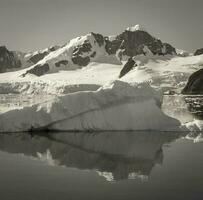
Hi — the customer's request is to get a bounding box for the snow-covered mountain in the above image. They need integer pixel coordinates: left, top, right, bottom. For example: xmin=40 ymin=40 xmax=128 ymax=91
xmin=17 ymin=24 xmax=177 ymax=77
xmin=0 ymin=24 xmax=181 ymax=78
xmin=25 ymin=46 xmax=60 ymax=64
xmin=21 ymin=32 xmax=120 ymax=77
xmin=0 ymin=24 xmax=202 ymax=96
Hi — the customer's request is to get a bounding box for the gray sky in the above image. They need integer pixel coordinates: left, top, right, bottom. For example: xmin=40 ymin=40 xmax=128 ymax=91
xmin=0 ymin=0 xmax=203 ymax=52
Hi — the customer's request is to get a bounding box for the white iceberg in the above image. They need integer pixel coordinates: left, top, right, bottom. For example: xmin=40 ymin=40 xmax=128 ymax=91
xmin=0 ymin=80 xmax=182 ymax=132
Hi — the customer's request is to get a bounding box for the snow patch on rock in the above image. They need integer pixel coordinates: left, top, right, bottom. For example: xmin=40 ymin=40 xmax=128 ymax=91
xmin=126 ymin=24 xmax=144 ymax=32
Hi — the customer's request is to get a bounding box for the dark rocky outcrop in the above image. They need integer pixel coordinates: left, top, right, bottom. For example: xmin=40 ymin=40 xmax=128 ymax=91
xmin=55 ymin=60 xmax=69 ymax=67
xmin=162 ymin=43 xmax=176 ymax=55
xmin=90 ymin=51 xmax=96 ymax=58
xmin=72 ymin=56 xmax=90 ymax=67
xmin=0 ymin=46 xmax=21 ymax=73
xmin=28 ymin=46 xmax=58 ymax=64
xmin=91 ymin=32 xmax=104 ymax=46
xmin=105 ymin=30 xmax=176 ymax=57
xmin=194 ymin=48 xmax=203 ymax=56
xmin=29 ymin=52 xmax=47 ymax=64
xmin=105 ymin=37 xmax=121 ymax=55
xmin=182 ymin=68 xmax=203 ymax=94
xmin=72 ymin=40 xmax=92 ymax=66
xmin=119 ymin=57 xmax=136 ymax=78
xmin=23 ymin=63 xmax=50 ymax=77
xmin=72 ymin=40 xmax=92 ymax=56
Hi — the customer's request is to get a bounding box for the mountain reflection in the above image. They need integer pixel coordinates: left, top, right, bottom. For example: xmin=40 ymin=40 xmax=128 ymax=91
xmin=0 ymin=132 xmax=182 ymax=182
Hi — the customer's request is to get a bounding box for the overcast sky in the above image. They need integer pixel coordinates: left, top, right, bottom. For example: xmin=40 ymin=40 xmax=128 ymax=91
xmin=0 ymin=0 xmax=202 ymax=52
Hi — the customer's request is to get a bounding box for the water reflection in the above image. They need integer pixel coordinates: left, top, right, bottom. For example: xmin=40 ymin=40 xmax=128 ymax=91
xmin=0 ymin=131 xmax=184 ymax=182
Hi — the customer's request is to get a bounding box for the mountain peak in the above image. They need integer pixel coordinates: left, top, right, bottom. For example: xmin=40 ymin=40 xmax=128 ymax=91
xmin=126 ymin=24 xmax=144 ymax=32
xmin=15 ymin=24 xmax=176 ymax=77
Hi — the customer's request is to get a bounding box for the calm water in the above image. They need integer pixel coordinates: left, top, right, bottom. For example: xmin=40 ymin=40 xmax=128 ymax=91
xmin=0 ymin=132 xmax=202 ymax=200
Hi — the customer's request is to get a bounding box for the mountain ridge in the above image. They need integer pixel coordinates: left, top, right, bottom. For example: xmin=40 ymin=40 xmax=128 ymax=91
xmin=21 ymin=24 xmax=177 ymax=77
xmin=0 ymin=24 xmax=179 ymax=76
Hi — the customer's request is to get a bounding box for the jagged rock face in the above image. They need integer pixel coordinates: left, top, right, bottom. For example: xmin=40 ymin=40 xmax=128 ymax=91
xmin=163 ymin=43 xmax=176 ymax=55
xmin=119 ymin=57 xmax=136 ymax=78
xmin=72 ymin=39 xmax=92 ymax=66
xmin=194 ymin=48 xmax=203 ymax=56
xmin=105 ymin=30 xmax=176 ymax=57
xmin=119 ymin=30 xmax=161 ymax=56
xmin=91 ymin=32 xmax=105 ymax=46
xmin=71 ymin=33 xmax=105 ymax=66
xmin=182 ymin=68 xmax=203 ymax=94
xmin=72 ymin=40 xmax=92 ymax=55
xmin=72 ymin=56 xmax=90 ymax=66
xmin=22 ymin=63 xmax=50 ymax=77
xmin=28 ymin=46 xmax=58 ymax=64
xmin=70 ymin=29 xmax=176 ymax=68
xmin=0 ymin=46 xmax=21 ymax=73
xmin=29 ymin=52 xmax=47 ymax=64
xmin=105 ymin=37 xmax=121 ymax=55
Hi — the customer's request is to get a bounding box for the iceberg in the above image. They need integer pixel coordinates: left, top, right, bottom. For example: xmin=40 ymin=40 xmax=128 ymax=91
xmin=0 ymin=80 xmax=182 ymax=132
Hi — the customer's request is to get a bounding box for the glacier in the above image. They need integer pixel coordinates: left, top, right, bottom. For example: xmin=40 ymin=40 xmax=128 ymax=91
xmin=1 ymin=54 xmax=203 ymax=132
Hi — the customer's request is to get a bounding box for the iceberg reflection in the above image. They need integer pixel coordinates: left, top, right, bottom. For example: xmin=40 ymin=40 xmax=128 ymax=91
xmin=0 ymin=132 xmax=183 ymax=182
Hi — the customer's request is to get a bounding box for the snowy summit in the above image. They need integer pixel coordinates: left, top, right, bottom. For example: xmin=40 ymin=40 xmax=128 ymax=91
xmin=126 ymin=24 xmax=144 ymax=32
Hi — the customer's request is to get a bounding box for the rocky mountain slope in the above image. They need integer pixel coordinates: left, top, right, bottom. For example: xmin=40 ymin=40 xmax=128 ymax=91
xmin=182 ymin=68 xmax=203 ymax=94
xmin=20 ymin=24 xmax=177 ymax=77
xmin=25 ymin=46 xmax=59 ymax=64
xmin=0 ymin=46 xmax=22 ymax=73
xmin=194 ymin=48 xmax=203 ymax=56
xmin=0 ymin=45 xmax=49 ymax=73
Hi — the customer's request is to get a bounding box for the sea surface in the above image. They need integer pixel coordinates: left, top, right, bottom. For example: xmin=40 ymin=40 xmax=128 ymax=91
xmin=0 ymin=132 xmax=202 ymax=200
